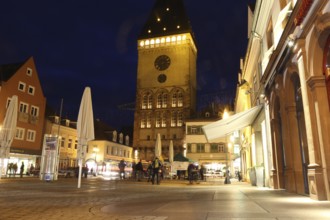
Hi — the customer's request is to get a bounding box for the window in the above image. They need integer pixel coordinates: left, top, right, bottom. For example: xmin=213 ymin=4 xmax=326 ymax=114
xmin=161 ymin=112 xmax=166 ymax=127
xmin=18 ymin=82 xmax=26 ymax=92
xmin=177 ymin=112 xmax=183 ymax=126
xmin=15 ymin=128 xmax=25 ymax=140
xmin=141 ymin=116 xmax=146 ymax=128
xmin=6 ymin=97 xmax=13 ymax=108
xmin=26 ymin=130 xmax=36 ymax=142
xmin=142 ymin=92 xmax=153 ymax=109
xmin=173 ymin=134 xmax=177 ymax=139
xmin=19 ymin=102 xmax=28 ymax=113
xmin=172 ymin=93 xmax=177 ymax=107
xmin=146 ymin=113 xmax=151 ymax=128
xmin=187 ymin=144 xmax=192 ymax=153
xmin=30 ymin=106 xmax=39 ymax=117
xmin=157 ymin=92 xmax=167 ymax=108
xmin=74 ymin=140 xmax=78 ymax=149
xmin=177 ymin=92 xmax=183 ymax=107
xmin=61 ymin=137 xmax=65 ymax=147
xmin=147 ymin=135 xmax=151 ymax=140
xmin=172 ymin=90 xmax=183 ymax=107
xmin=68 ymin=139 xmax=72 ymax=148
xmin=210 ymin=144 xmax=218 ymax=153
xmin=28 ymin=85 xmax=35 ymax=95
xmin=196 ymin=144 xmax=205 ymax=153
xmin=218 ymin=144 xmax=225 ymax=153
xmin=156 ymin=112 xmax=161 ymax=127
xmin=171 ymin=112 xmax=177 ymax=127
xmin=26 ymin=67 xmax=33 ymax=76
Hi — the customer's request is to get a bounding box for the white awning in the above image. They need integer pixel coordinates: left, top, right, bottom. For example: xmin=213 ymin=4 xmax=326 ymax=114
xmin=203 ymin=105 xmax=263 ymax=141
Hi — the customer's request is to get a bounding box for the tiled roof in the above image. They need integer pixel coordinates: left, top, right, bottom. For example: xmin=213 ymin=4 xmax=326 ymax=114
xmin=139 ymin=0 xmax=194 ymax=39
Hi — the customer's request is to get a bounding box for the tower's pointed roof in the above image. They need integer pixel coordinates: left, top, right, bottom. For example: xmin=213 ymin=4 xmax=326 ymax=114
xmin=139 ymin=0 xmax=194 ymax=40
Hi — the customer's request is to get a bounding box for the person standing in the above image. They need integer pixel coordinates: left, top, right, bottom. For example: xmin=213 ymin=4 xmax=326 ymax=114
xmin=118 ymin=159 xmax=127 ymax=179
xmin=187 ymin=162 xmax=195 ymax=184
xmin=151 ymin=157 xmax=162 ymax=185
xmin=20 ymin=162 xmax=25 ymax=178
xmin=199 ymin=165 xmax=205 ymax=181
xmin=135 ymin=159 xmax=143 ymax=181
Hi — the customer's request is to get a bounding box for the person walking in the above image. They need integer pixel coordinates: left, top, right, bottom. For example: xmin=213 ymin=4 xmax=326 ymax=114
xmin=135 ymin=159 xmax=143 ymax=181
xmin=151 ymin=157 xmax=162 ymax=185
xmin=20 ymin=162 xmax=25 ymax=178
xmin=146 ymin=161 xmax=153 ymax=182
xmin=118 ymin=159 xmax=127 ymax=179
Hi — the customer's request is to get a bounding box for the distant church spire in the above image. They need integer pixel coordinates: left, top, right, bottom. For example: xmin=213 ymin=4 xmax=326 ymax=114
xmin=139 ymin=0 xmax=194 ymax=39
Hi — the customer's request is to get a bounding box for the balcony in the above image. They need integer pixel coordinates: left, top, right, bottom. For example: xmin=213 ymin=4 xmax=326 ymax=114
xmin=18 ymin=112 xmax=39 ymax=124
xmin=29 ymin=115 xmax=39 ymax=124
xmin=18 ymin=112 xmax=29 ymax=123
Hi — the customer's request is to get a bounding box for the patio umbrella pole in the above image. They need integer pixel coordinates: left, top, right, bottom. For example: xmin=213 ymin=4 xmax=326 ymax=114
xmin=77 ymin=157 xmax=82 ymax=188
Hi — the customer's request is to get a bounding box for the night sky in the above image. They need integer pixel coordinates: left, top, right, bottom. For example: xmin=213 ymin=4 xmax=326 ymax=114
xmin=0 ymin=0 xmax=249 ymax=130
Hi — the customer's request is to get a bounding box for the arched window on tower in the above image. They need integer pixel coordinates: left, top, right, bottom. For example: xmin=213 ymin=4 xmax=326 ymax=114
xmin=157 ymin=92 xmax=167 ymax=108
xmin=323 ymin=35 xmax=330 ymax=110
xmin=172 ymin=89 xmax=183 ymax=107
xmin=177 ymin=92 xmax=183 ymax=107
xmin=142 ymin=92 xmax=153 ymax=109
xmin=172 ymin=93 xmax=177 ymax=107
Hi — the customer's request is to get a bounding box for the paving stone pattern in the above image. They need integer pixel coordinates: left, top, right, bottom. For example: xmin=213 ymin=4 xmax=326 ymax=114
xmin=0 ymin=177 xmax=329 ymax=220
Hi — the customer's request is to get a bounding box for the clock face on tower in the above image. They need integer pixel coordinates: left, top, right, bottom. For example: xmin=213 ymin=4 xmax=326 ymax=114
xmin=154 ymin=55 xmax=171 ymax=71
xmin=158 ymin=74 xmax=167 ymax=83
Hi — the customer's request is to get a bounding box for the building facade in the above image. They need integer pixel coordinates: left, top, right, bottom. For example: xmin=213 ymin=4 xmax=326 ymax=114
xmin=133 ymin=0 xmax=197 ymax=161
xmin=185 ymin=119 xmax=235 ymax=177
xmin=44 ymin=116 xmax=133 ymax=177
xmin=238 ymin=0 xmax=330 ymax=201
xmin=0 ymin=57 xmax=46 ymax=175
xmin=43 ymin=116 xmax=79 ymax=169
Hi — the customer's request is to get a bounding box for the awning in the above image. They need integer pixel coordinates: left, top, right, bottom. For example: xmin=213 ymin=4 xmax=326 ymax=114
xmin=202 ymin=105 xmax=263 ymax=141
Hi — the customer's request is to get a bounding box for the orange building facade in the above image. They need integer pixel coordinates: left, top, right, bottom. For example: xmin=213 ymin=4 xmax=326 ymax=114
xmin=0 ymin=57 xmax=46 ymax=175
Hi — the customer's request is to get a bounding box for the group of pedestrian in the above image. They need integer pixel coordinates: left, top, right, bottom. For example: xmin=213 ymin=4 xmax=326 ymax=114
xmin=118 ymin=157 xmax=163 ymax=185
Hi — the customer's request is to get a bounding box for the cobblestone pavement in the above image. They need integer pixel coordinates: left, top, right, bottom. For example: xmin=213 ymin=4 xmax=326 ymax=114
xmin=0 ymin=177 xmax=330 ymax=220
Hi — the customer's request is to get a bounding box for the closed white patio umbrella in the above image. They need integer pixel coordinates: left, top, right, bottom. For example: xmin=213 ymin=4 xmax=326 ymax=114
xmin=0 ymin=95 xmax=18 ymax=179
xmin=155 ymin=133 xmax=162 ymax=160
xmin=76 ymin=87 xmax=94 ymax=188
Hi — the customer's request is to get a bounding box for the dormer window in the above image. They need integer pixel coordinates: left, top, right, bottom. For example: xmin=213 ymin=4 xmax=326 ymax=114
xmin=26 ymin=68 xmax=33 ymax=76
xmin=54 ymin=116 xmax=60 ymax=124
xmin=65 ymin=119 xmax=70 ymax=127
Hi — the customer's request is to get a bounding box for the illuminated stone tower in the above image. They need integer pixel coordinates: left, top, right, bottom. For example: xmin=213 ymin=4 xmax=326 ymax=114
xmin=133 ymin=0 xmax=197 ymax=161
